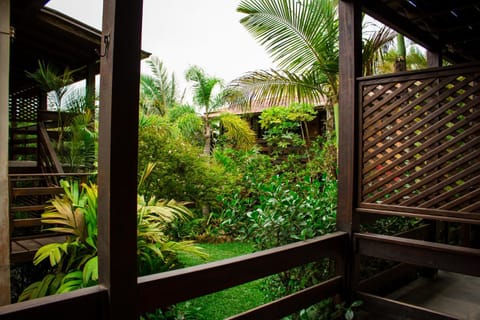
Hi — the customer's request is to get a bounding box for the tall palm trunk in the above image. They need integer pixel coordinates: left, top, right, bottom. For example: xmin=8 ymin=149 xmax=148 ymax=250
xmin=203 ymin=118 xmax=212 ymax=155
xmin=395 ymin=34 xmax=407 ymax=72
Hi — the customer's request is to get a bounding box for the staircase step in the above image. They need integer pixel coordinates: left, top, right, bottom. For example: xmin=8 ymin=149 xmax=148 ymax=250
xmin=11 ymin=186 xmax=64 ymax=197
xmin=11 ymin=138 xmax=37 ymax=145
xmin=11 ymin=147 xmax=37 ymax=155
xmin=11 ymin=128 xmax=37 ymax=135
xmin=10 ymin=204 xmax=46 ymax=212
xmin=13 ymin=218 xmax=43 ymax=228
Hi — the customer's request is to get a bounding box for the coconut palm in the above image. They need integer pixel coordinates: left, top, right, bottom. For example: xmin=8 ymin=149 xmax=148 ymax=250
xmin=233 ymin=0 xmax=395 ymax=135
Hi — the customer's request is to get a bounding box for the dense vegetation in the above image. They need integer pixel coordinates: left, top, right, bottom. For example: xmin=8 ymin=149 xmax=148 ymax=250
xmin=16 ymin=0 xmax=426 ymax=318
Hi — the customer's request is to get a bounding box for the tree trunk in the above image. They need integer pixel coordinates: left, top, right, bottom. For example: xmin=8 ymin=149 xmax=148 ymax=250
xmin=395 ymin=34 xmax=407 ymax=72
xmin=203 ymin=119 xmax=212 ymax=155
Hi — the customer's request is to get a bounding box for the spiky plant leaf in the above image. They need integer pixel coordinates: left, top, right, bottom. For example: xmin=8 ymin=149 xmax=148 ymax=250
xmin=33 ymin=242 xmax=71 ymax=266
xmin=82 ymin=256 xmax=98 ymax=284
xmin=57 ymin=271 xmax=83 ymax=293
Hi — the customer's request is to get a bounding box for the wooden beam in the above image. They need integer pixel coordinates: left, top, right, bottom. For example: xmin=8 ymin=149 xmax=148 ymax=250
xmin=338 ymin=0 xmax=362 ymax=302
xmin=356 ymin=233 xmax=480 ymax=276
xmin=0 ymin=0 xmax=11 ymax=306
xmin=337 ymin=0 xmax=362 ymax=234
xmin=98 ymin=1 xmax=143 ymax=319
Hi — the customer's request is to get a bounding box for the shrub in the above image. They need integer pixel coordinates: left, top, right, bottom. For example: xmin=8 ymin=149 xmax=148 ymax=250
xmin=138 ymin=123 xmax=231 ymax=215
xmin=18 ymin=175 xmax=206 ymax=301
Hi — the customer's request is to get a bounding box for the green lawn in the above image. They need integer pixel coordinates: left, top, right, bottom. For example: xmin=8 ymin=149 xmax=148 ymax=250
xmin=175 ymin=242 xmax=266 ymax=320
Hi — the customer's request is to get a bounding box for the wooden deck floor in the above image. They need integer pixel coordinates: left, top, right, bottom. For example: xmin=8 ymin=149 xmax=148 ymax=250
xmin=388 ymin=271 xmax=480 ymax=320
xmin=11 ymin=235 xmax=66 ymax=264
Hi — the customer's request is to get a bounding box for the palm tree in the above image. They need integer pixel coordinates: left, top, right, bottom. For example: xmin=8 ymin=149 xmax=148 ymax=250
xmin=185 ymin=65 xmax=254 ymax=154
xmin=140 ymin=56 xmax=182 ymax=115
xmin=232 ymin=0 xmax=395 ymax=135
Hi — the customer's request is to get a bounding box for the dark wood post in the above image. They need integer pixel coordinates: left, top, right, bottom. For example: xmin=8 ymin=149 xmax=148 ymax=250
xmin=98 ymin=1 xmax=143 ymax=319
xmin=338 ymin=0 xmax=362 ymax=301
xmin=0 ymin=0 xmax=11 ymax=306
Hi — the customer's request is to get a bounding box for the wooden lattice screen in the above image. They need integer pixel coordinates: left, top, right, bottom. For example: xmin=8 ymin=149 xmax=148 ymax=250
xmin=359 ymin=64 xmax=480 ymax=219
xmin=9 ymin=87 xmax=42 ymax=122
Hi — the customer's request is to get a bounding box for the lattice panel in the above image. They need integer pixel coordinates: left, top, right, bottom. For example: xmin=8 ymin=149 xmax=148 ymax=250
xmin=360 ymin=69 xmax=480 ymax=214
xmin=9 ymin=87 xmax=41 ymax=122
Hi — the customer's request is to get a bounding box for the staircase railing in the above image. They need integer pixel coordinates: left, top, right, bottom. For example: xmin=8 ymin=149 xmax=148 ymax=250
xmin=37 ymin=122 xmax=63 ymax=174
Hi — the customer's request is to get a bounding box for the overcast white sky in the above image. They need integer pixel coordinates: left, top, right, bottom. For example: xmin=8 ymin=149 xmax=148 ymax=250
xmin=47 ymin=0 xmax=276 ymax=103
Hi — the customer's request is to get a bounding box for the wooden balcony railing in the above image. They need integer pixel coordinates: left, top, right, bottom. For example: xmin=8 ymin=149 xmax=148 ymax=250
xmin=0 ymin=231 xmax=348 ymax=320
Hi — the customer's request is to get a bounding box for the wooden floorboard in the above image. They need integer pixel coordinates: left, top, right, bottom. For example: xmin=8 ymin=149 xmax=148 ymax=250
xmin=387 ymin=271 xmax=480 ymax=319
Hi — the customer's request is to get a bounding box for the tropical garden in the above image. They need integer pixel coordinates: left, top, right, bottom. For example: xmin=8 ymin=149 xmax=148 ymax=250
xmin=14 ymin=0 xmax=428 ymax=319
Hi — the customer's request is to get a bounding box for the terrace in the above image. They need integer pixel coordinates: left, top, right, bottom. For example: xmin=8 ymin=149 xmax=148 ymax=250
xmin=0 ymin=0 xmax=479 ymax=319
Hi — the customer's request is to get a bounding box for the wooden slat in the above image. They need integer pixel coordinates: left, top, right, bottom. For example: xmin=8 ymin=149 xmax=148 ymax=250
xmin=357 ymin=291 xmax=458 ymax=320
xmin=357 ymin=205 xmax=480 ymax=225
xmin=363 ymin=74 xmax=479 ymax=150
xmin=355 ymin=233 xmax=480 ymax=276
xmin=363 ymin=101 xmax=480 ymax=178
xmin=10 ymin=204 xmax=45 ymax=212
xmin=365 ymin=137 xmax=480 ymax=202
xmin=227 ymin=276 xmax=343 ymax=320
xmin=362 ymin=81 xmax=400 ymax=110
xmin=11 ymin=186 xmax=64 ymax=196
xmin=402 ymin=161 xmax=480 ymax=207
xmin=138 ymin=231 xmax=347 ymax=314
xmin=358 ymin=63 xmax=480 ymax=85
xmin=363 ymin=76 xmax=453 ymax=133
xmin=9 ymin=172 xmax=91 ymax=179
xmin=363 ymin=78 xmax=421 ymax=123
xmin=440 ymin=188 xmax=480 ymax=211
xmin=12 ymin=217 xmax=42 ymax=228
xmin=419 ymin=175 xmax=480 ymax=209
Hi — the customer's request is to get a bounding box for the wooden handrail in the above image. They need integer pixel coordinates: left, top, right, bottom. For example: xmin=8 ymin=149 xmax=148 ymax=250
xmin=38 ymin=122 xmax=63 ymax=173
xmin=355 ymin=233 xmax=480 ymax=276
xmin=1 ymin=231 xmax=347 ymax=319
xmin=138 ymin=231 xmax=347 ymax=314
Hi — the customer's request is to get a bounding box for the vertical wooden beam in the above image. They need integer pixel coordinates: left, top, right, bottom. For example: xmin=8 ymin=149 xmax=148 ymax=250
xmin=98 ymin=1 xmax=143 ymax=319
xmin=86 ymin=62 xmax=96 ymax=96
xmin=338 ymin=0 xmax=362 ymax=301
xmin=0 ymin=0 xmax=11 ymax=306
xmin=337 ymin=0 xmax=362 ymax=234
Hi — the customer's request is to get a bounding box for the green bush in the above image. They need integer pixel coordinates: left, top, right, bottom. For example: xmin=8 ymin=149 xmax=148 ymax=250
xmin=138 ymin=124 xmax=231 ymax=214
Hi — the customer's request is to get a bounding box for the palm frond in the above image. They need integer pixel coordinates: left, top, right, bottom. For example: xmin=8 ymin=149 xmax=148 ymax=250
xmin=362 ymin=25 xmax=396 ymax=76
xmin=217 ymin=113 xmax=256 ymax=150
xmin=230 ymin=68 xmax=326 ymax=108
xmin=185 ymin=65 xmax=223 ymax=114
xmin=238 ymin=0 xmax=338 ymax=75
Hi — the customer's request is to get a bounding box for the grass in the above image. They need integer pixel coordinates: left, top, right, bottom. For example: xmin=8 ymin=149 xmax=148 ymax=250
xmin=175 ymin=241 xmax=266 ymax=320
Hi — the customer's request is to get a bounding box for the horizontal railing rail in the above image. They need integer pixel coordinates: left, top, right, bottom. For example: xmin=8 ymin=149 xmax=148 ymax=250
xmin=355 ymin=232 xmax=480 ymax=277
xmin=0 ymin=231 xmax=348 ymax=320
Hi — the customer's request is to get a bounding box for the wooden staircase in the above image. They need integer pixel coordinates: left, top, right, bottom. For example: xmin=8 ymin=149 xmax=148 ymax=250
xmin=9 ymin=173 xmax=90 ymax=263
xmin=9 ymin=116 xmax=90 ymax=263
